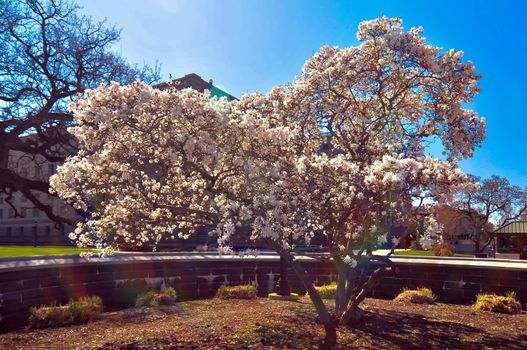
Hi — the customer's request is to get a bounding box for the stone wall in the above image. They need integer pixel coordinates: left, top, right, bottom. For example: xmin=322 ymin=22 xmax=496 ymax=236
xmin=0 ymin=254 xmax=526 ymax=332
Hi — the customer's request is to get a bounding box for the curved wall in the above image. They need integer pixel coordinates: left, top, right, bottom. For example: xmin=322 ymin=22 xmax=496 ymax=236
xmin=1 ymin=253 xmax=526 ymax=331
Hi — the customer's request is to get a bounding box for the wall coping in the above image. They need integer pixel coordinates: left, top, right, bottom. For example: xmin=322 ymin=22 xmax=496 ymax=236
xmin=0 ymin=252 xmax=527 ymax=272
xmin=0 ymin=252 xmax=288 ymax=272
xmin=390 ymin=256 xmax=527 ymax=270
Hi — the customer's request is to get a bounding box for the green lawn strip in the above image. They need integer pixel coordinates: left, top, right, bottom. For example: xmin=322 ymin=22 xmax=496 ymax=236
xmin=394 ymin=250 xmax=474 ymax=257
xmin=0 ymin=246 xmax=476 ymax=258
xmin=0 ymin=245 xmax=93 ymax=257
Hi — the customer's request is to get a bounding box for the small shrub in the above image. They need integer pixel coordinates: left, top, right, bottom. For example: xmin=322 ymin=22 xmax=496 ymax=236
xmin=29 ymin=296 xmax=103 ymax=329
xmin=216 ymin=283 xmax=257 ymax=299
xmin=136 ymin=290 xmax=158 ymax=307
xmin=136 ymin=287 xmax=178 ymax=307
xmin=431 ymin=242 xmax=455 ymax=256
xmin=473 ymin=292 xmax=522 ymax=314
xmin=115 ymin=279 xmax=149 ymax=307
xmin=29 ymin=305 xmax=71 ymax=329
xmin=395 ymin=287 xmax=435 ymax=304
xmin=315 ymin=282 xmax=337 ymax=299
xmin=68 ymin=296 xmax=103 ymax=323
xmin=156 ymin=287 xmax=178 ymax=306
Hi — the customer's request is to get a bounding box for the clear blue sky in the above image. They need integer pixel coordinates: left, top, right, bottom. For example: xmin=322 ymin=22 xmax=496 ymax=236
xmin=79 ymin=0 xmax=527 ymax=186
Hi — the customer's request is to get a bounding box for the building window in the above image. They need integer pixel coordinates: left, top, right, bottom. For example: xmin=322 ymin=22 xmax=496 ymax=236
xmin=8 ymin=208 xmax=16 ymax=218
xmin=48 ymin=164 xmax=56 ymax=176
xmin=20 ymin=167 xmax=29 ymax=177
xmin=20 ymin=226 xmax=24 ymax=235
xmin=34 ymin=165 xmax=42 ymax=179
xmin=45 ymin=226 xmax=51 ymax=236
xmin=0 ymin=208 xmax=3 ymax=219
xmin=33 ymin=208 xmax=40 ymax=218
xmin=7 ymin=227 xmax=12 ymax=236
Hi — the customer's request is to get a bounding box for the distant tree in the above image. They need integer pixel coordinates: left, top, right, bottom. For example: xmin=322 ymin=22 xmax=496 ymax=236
xmin=0 ymin=0 xmax=159 ymax=224
xmin=449 ymin=175 xmax=527 ymax=253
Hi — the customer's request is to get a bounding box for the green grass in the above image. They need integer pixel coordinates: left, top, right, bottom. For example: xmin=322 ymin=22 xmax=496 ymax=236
xmin=0 ymin=245 xmax=93 ymax=258
xmin=394 ymin=250 xmax=474 ymax=257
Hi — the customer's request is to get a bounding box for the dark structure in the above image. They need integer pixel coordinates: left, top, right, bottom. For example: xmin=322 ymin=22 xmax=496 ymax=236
xmin=1 ymin=254 xmax=526 ymax=331
xmin=493 ymin=221 xmax=527 ymax=259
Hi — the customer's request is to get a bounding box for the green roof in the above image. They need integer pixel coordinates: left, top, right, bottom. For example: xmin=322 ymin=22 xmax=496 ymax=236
xmin=208 ymin=85 xmax=235 ymax=101
xmin=494 ymin=221 xmax=527 ymax=235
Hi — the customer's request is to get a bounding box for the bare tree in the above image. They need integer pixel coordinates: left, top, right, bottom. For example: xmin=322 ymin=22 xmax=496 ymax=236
xmin=450 ymin=175 xmax=527 ymax=253
xmin=0 ymin=0 xmax=160 ymax=224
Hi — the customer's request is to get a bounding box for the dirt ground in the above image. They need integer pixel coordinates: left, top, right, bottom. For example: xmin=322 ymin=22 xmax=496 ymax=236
xmin=1 ymin=297 xmax=526 ymax=349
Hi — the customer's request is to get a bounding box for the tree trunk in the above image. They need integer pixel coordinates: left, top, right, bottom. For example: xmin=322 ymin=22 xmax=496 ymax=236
xmin=335 ymin=264 xmax=347 ymax=315
xmin=340 ymin=266 xmax=390 ymax=325
xmin=474 ymin=236 xmax=481 ymax=253
xmin=275 ymin=255 xmax=292 ymax=295
xmin=319 ymin=321 xmax=338 ymax=350
xmin=480 ymin=236 xmax=494 ymax=253
xmin=280 ymin=253 xmax=337 ymax=347
xmin=342 ymin=306 xmax=364 ymax=325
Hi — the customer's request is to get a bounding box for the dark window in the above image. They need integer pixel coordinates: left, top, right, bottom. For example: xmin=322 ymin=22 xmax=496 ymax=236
xmin=20 ymin=166 xmax=29 ymax=177
xmin=498 ymin=235 xmax=520 ymax=253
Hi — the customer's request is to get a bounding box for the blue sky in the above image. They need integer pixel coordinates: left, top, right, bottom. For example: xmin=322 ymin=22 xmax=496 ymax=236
xmin=79 ymin=0 xmax=527 ymax=186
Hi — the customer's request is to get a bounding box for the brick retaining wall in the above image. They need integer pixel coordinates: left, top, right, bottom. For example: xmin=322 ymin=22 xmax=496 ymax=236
xmin=0 ymin=253 xmax=526 ymax=332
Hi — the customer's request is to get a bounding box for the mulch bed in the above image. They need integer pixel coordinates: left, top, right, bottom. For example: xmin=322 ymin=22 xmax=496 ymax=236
xmin=1 ymin=297 xmax=526 ymax=349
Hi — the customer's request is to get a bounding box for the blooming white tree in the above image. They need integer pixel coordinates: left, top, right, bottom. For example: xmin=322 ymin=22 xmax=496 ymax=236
xmin=52 ymin=17 xmax=485 ymax=349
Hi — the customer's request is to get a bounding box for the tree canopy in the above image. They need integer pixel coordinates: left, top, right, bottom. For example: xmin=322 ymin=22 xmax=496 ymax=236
xmin=447 ymin=174 xmax=527 ymax=252
xmin=0 ymin=0 xmax=159 ymax=224
xmin=51 ymin=17 xmax=485 ymax=348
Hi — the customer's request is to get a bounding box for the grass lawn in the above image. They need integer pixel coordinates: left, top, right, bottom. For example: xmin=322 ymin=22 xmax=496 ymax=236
xmin=0 ymin=245 xmax=92 ymax=258
xmin=394 ymin=249 xmax=474 ymax=257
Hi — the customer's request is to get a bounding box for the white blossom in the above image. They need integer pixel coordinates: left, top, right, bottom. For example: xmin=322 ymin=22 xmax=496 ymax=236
xmin=51 ymin=17 xmax=484 ymax=331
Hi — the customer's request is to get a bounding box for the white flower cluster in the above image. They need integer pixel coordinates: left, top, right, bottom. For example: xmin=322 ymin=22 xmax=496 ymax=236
xmin=419 ymin=216 xmax=444 ymax=250
xmin=51 ymin=18 xmax=484 ymax=265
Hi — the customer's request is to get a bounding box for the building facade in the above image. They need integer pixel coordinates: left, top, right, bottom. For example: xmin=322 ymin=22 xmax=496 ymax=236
xmin=0 ymin=146 xmax=78 ymax=245
xmin=435 ymin=204 xmax=493 ymax=254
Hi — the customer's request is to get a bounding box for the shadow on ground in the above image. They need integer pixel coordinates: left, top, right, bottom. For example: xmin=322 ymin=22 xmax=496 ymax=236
xmin=352 ymin=309 xmax=527 ymax=350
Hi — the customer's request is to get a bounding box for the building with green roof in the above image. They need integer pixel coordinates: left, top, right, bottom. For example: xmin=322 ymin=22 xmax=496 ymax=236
xmin=493 ymin=221 xmax=527 ymax=259
xmin=154 ymin=73 xmax=236 ymax=100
